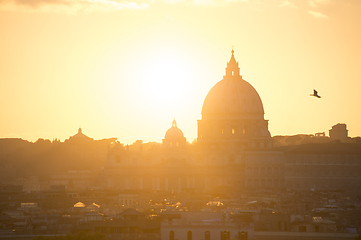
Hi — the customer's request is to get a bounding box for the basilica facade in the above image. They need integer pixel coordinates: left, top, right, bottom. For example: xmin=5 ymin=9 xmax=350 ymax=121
xmin=103 ymin=51 xmax=361 ymax=194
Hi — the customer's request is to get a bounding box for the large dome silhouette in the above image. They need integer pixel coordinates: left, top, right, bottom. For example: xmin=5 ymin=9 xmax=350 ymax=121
xmin=197 ymin=50 xmax=272 ymax=148
xmin=201 ymin=76 xmax=264 ymax=120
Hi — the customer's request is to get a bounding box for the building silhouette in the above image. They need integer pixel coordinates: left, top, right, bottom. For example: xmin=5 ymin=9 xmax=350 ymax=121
xmin=103 ymin=50 xmax=361 ymax=194
xmin=329 ymin=123 xmax=348 ymax=142
xmin=197 ymin=49 xmax=272 ymax=149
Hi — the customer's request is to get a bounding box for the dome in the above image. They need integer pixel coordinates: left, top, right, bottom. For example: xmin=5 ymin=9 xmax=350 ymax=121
xmin=68 ymin=127 xmax=93 ymax=141
xmin=197 ymin=50 xmax=272 ymax=148
xmin=165 ymin=119 xmax=184 ymax=139
xmin=202 ymin=78 xmax=264 ymax=119
xmin=202 ymin=51 xmax=264 ymax=120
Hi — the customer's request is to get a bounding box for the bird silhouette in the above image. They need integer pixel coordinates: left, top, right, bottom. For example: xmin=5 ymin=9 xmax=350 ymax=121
xmin=310 ymin=89 xmax=321 ymax=98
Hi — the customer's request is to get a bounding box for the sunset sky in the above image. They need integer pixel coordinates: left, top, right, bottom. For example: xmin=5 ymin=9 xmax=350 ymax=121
xmin=1 ymin=0 xmax=360 ymax=144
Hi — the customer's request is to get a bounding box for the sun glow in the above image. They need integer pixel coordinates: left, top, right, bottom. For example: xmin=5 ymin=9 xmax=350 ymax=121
xmin=145 ymin=62 xmax=188 ymax=101
xmin=140 ymin=52 xmax=193 ymax=105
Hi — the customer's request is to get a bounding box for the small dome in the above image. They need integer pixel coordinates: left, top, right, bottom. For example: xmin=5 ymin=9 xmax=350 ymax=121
xmin=165 ymin=119 xmax=184 ymax=139
xmin=68 ymin=127 xmax=93 ymax=141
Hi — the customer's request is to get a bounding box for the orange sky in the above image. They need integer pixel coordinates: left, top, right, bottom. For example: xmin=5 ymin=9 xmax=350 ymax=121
xmin=1 ymin=0 xmax=360 ymax=144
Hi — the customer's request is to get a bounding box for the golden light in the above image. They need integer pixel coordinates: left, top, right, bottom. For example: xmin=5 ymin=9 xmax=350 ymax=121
xmin=139 ymin=51 xmax=194 ymax=106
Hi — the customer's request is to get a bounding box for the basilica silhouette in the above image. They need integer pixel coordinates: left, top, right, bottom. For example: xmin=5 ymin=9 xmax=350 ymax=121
xmin=103 ymin=50 xmax=361 ymax=194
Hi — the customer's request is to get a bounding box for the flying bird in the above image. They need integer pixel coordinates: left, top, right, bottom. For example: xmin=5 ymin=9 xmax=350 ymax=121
xmin=310 ymin=89 xmax=321 ymax=98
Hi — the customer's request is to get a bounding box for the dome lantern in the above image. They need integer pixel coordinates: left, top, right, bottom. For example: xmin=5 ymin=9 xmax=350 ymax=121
xmin=172 ymin=119 xmax=177 ymax=128
xmin=225 ymin=49 xmax=241 ymax=77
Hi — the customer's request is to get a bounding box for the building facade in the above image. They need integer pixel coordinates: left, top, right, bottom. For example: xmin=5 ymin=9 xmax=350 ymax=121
xmin=161 ymin=211 xmax=253 ymax=240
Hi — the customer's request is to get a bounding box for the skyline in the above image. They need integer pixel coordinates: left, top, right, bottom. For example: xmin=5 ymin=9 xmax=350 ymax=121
xmin=1 ymin=0 xmax=361 ymax=144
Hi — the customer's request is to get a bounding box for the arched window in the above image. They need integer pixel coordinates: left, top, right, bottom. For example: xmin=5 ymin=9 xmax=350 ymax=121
xmin=260 ymin=179 xmax=265 ymax=187
xmin=169 ymin=231 xmax=174 ymax=240
xmin=187 ymin=231 xmax=192 ymax=240
xmin=267 ymin=179 xmax=272 ymax=187
xmin=254 ymin=179 xmax=259 ymax=187
xmin=239 ymin=231 xmax=247 ymax=240
xmin=274 ymin=179 xmax=279 ymax=187
xmin=247 ymin=179 xmax=252 ymax=187
xmin=205 ymin=231 xmax=210 ymax=240
xmin=221 ymin=231 xmax=229 ymax=240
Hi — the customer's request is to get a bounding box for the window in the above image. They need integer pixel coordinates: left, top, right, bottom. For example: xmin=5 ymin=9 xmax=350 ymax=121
xmin=205 ymin=231 xmax=210 ymax=240
xmin=232 ymin=128 xmax=235 ymax=134
xmin=221 ymin=231 xmax=229 ymax=240
xmin=239 ymin=231 xmax=247 ymax=240
xmin=187 ymin=231 xmax=192 ymax=240
xmin=254 ymin=179 xmax=259 ymax=187
xmin=169 ymin=231 xmax=174 ymax=240
xmin=247 ymin=179 xmax=252 ymax=187
xmin=299 ymin=226 xmax=306 ymax=232
xmin=260 ymin=179 xmax=265 ymax=187
xmin=274 ymin=179 xmax=279 ymax=187
xmin=267 ymin=179 xmax=272 ymax=187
